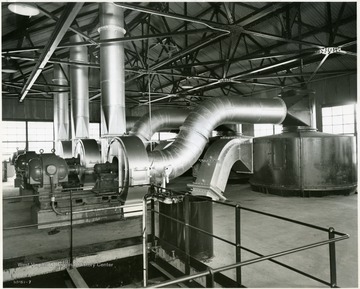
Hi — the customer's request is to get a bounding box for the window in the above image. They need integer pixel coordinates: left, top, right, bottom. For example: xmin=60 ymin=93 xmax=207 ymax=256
xmin=28 ymin=122 xmax=54 ymax=153
xmin=2 ymin=121 xmax=26 ymax=161
xmin=151 ymin=132 xmax=177 ymax=142
xmin=89 ymin=123 xmax=100 ymax=140
xmin=254 ymin=124 xmax=282 ymax=137
xmin=322 ymin=104 xmax=356 ymax=135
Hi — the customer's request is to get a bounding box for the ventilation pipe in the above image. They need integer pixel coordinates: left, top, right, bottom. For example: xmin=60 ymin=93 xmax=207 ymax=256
xmin=70 ymin=34 xmax=89 ymax=139
xmin=53 ymin=64 xmax=70 ymax=141
xmin=99 ymin=2 xmax=126 ymax=137
xmin=126 ymin=116 xmax=140 ymax=132
xmin=53 ymin=64 xmax=70 ymax=155
xmin=149 ymin=96 xmax=287 ymax=180
xmin=129 ymin=109 xmax=190 ymax=144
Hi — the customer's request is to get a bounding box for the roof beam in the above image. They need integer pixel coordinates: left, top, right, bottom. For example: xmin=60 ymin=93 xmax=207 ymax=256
xmin=234 ymin=3 xmax=289 ymax=27
xmin=36 ymin=5 xmax=97 ymax=45
xmin=2 ymin=28 xmax=213 ymax=54
xmin=19 ymin=3 xmax=84 ymax=102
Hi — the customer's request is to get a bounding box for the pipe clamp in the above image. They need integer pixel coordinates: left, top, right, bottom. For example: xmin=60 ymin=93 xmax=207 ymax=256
xmin=98 ymin=25 xmax=126 ymax=35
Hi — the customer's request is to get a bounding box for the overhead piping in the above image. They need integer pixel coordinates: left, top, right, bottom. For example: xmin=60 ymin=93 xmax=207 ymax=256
xmin=129 ymin=109 xmax=190 ymax=145
xmin=148 ymin=96 xmax=287 ymax=180
xmin=99 ymin=2 xmax=126 ymax=136
xmin=70 ymin=34 xmax=90 ymax=139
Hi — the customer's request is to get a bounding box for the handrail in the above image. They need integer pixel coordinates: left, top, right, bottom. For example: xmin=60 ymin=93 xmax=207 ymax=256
xmin=145 ymin=185 xmax=350 ymax=288
xmin=151 ymin=235 xmax=348 ymax=288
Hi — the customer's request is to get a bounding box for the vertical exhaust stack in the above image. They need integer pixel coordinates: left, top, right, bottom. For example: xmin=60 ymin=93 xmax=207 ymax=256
xmin=53 ymin=64 xmax=70 ymax=156
xmin=99 ymin=3 xmax=126 ymax=137
xmin=70 ymin=34 xmax=90 ymax=140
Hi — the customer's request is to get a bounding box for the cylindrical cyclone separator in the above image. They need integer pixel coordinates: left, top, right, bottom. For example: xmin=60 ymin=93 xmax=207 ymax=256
xmin=99 ymin=2 xmax=126 ymax=136
xmin=53 ymin=64 xmax=70 ymax=143
xmin=129 ymin=108 xmax=190 ymax=145
xmin=58 ymin=141 xmax=72 ymax=159
xmin=70 ymin=34 xmax=90 ymax=139
xmin=149 ymin=96 xmax=287 ymax=180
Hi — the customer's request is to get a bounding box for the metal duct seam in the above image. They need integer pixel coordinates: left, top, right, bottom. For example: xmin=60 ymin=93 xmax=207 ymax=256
xmin=148 ymin=96 xmax=287 ymax=180
xmin=70 ymin=34 xmax=90 ymax=139
xmin=129 ymin=109 xmax=190 ymax=145
xmin=99 ymin=2 xmax=126 ymax=136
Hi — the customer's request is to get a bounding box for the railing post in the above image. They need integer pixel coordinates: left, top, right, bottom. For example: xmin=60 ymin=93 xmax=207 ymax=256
xmin=206 ymin=267 xmax=215 ymax=287
xmin=151 ymin=198 xmax=155 ymax=244
xmin=235 ymin=204 xmax=242 ymax=285
xmin=142 ymin=197 xmax=148 ymax=287
xmin=184 ymin=195 xmax=191 ymax=275
xmin=328 ymin=227 xmax=337 ymax=288
xmin=70 ymin=190 xmax=73 ymax=268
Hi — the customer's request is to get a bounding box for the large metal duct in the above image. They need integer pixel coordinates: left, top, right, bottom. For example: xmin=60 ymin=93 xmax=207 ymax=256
xmin=126 ymin=116 xmax=140 ymax=132
xmin=53 ymin=65 xmax=70 ymax=141
xmin=149 ymin=96 xmax=287 ymax=180
xmin=53 ymin=64 xmax=71 ymax=157
xmin=129 ymin=109 xmax=190 ymax=144
xmin=70 ymin=34 xmax=89 ymax=139
xmin=99 ymin=2 xmax=126 ymax=136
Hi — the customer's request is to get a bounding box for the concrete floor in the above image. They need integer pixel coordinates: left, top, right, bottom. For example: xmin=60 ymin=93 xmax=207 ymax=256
xmin=2 ymin=176 xmax=358 ymax=288
xmin=167 ymin=177 xmax=358 ymax=288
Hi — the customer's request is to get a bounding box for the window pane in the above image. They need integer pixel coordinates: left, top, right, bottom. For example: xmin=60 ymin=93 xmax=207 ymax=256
xmin=342 ymin=104 xmax=354 ymax=115
xmin=343 ymin=114 xmax=354 ymax=124
xmin=343 ymin=124 xmax=355 ymax=134
xmin=274 ymin=125 xmax=282 ymax=134
xmin=323 ymin=126 xmax=333 ymax=133
xmin=322 ymin=107 xmax=332 ymax=116
xmin=2 ymin=142 xmax=26 ymax=161
xmin=333 ymin=125 xmax=343 ymax=134
xmin=332 ymin=115 xmax=343 ymax=125
xmin=2 ymin=121 xmax=26 ymax=142
xmin=89 ymin=123 xmax=100 ymax=140
xmin=322 ymin=104 xmax=356 ymax=135
xmin=151 ymin=132 xmax=177 ymax=141
xmin=322 ymin=116 xmax=332 ymax=126
xmin=2 ymin=121 xmax=26 ymax=160
xmin=28 ymin=122 xmax=53 ymax=141
xmin=28 ymin=141 xmax=54 ymax=154
xmin=254 ymin=124 xmax=275 ymax=137
xmin=332 ymin=106 xmax=343 ymax=115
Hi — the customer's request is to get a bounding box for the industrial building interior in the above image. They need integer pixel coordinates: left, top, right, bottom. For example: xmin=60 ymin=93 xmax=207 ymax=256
xmin=1 ymin=1 xmax=358 ymax=288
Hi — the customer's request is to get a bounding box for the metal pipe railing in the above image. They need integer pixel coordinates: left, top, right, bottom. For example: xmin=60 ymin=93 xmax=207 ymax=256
xmin=146 ymin=185 xmax=349 ymax=288
xmin=151 ymin=235 xmax=348 ymax=288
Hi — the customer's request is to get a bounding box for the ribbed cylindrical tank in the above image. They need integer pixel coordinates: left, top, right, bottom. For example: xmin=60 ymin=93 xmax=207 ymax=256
xmin=250 ymin=126 xmax=357 ymax=197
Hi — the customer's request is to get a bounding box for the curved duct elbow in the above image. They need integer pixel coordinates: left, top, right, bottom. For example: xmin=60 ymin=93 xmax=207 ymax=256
xmin=126 ymin=116 xmax=140 ymax=132
xmin=70 ymin=34 xmax=89 ymax=139
xmin=149 ymin=96 xmax=287 ymax=180
xmin=129 ymin=109 xmax=190 ymax=144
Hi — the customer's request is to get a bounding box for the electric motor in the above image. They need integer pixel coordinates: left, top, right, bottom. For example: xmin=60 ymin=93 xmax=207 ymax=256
xmin=27 ymin=153 xmax=68 ymax=186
